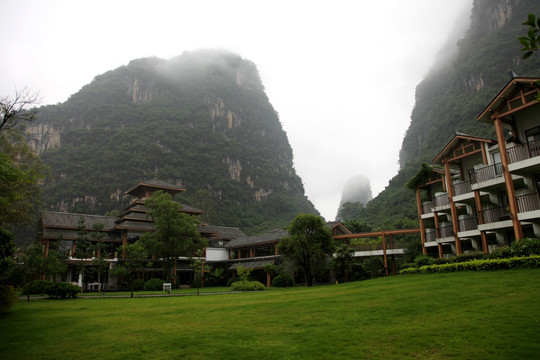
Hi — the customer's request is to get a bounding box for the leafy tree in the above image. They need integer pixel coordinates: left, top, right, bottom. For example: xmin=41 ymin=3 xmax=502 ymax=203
xmin=189 ymin=249 xmax=207 ymax=295
xmin=89 ymin=223 xmax=107 ymax=294
xmin=140 ymin=191 xmax=206 ymax=286
xmin=18 ymin=242 xmax=47 ymax=302
xmin=0 ymin=228 xmax=16 ymax=311
xmin=279 ymin=214 xmax=335 ymax=287
xmin=329 ymin=244 xmax=354 ymax=282
xmin=111 ymin=241 xmax=148 ymax=298
xmin=44 ymin=245 xmax=68 ymax=282
xmin=74 ymin=217 xmax=91 ymax=292
xmin=519 ymin=13 xmax=540 ymax=59
xmin=0 ymin=132 xmax=47 ymax=227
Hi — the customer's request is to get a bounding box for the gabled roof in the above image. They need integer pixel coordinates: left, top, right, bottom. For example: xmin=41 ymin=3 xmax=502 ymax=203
xmin=477 ymin=77 xmax=540 ymax=124
xmin=42 ymin=211 xmax=117 ymax=230
xmin=326 ymin=221 xmax=352 ymax=235
xmin=125 ymin=179 xmax=185 ymax=198
xmin=226 ymin=229 xmax=288 ymax=248
xmin=198 ymin=225 xmax=247 ymax=240
xmin=433 ymin=133 xmax=496 ymax=164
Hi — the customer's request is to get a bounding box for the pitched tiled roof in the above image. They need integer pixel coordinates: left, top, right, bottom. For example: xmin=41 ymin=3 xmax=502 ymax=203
xmin=226 ymin=229 xmax=288 ymax=248
xmin=42 ymin=211 xmax=117 ymax=230
xmin=199 ymin=225 xmax=247 ymax=240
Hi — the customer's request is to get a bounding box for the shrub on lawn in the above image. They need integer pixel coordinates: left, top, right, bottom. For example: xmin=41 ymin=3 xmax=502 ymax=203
xmin=230 ymin=280 xmax=265 ymax=291
xmin=144 ymin=278 xmax=164 ymax=291
xmin=21 ymin=280 xmax=50 ymax=295
xmin=272 ymin=274 xmax=295 ymax=287
xmin=131 ymin=279 xmax=145 ymax=291
xmin=44 ymin=282 xmax=80 ymax=299
xmin=0 ymin=286 xmax=17 ymax=312
xmin=511 ymin=238 xmax=540 ymax=256
xmin=413 ymin=255 xmax=434 ymax=267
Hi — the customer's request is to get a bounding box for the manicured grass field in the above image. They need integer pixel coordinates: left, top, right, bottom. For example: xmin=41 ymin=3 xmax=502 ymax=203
xmin=1 ymin=269 xmax=539 ymax=359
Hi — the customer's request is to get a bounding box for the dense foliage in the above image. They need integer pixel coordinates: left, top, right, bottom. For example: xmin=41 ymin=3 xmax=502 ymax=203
xmin=279 ymin=214 xmax=335 ymax=287
xmin=30 ymin=50 xmax=317 ymax=235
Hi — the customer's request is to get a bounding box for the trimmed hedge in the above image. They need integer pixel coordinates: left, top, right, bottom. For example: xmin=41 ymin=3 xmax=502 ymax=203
xmin=144 ymin=278 xmax=165 ymax=291
xmin=230 ymin=280 xmax=265 ymax=291
xmin=22 ymin=280 xmax=50 ymax=295
xmin=400 ymin=255 xmax=540 ymax=274
xmin=44 ymin=282 xmax=80 ymax=299
xmin=272 ymin=274 xmax=295 ymax=287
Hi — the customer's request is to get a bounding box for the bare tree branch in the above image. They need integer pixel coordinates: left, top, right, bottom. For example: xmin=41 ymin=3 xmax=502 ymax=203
xmin=0 ymin=87 xmax=42 ymax=132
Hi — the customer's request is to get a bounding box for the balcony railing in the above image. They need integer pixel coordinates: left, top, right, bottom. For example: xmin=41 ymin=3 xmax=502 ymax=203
xmin=439 ymin=223 xmax=453 ymax=238
xmin=422 ymin=201 xmax=432 ymax=214
xmin=507 ymin=139 xmax=540 ymax=164
xmin=433 ymin=193 xmax=449 ymax=208
xmin=481 ymin=206 xmax=511 ymax=224
xmin=425 ymin=228 xmax=436 ymax=242
xmin=453 ymin=181 xmax=472 ymax=196
xmin=516 ymin=192 xmax=540 ymax=213
xmin=458 ymin=216 xmax=477 ymax=232
xmin=469 ymin=163 xmax=503 ymax=185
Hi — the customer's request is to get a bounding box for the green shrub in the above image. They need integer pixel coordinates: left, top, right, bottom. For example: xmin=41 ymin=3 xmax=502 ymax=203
xmin=226 ymin=277 xmax=238 ymax=287
xmin=144 ymin=278 xmax=164 ymax=291
xmin=131 ymin=279 xmax=145 ymax=291
xmin=414 ymin=255 xmax=434 ymax=267
xmin=511 ymin=238 xmax=540 ymax=256
xmin=21 ymin=280 xmax=50 ymax=295
xmin=230 ymin=280 xmax=265 ymax=291
xmin=0 ymin=286 xmax=17 ymax=312
xmin=44 ymin=282 xmax=80 ymax=299
xmin=272 ymin=274 xmax=295 ymax=287
xmin=400 ymin=256 xmax=540 ymax=274
xmin=488 ymin=246 xmax=512 ymax=259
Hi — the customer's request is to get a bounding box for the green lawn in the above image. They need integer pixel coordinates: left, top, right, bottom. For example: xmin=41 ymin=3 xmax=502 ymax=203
xmin=1 ymin=269 xmax=539 ymax=359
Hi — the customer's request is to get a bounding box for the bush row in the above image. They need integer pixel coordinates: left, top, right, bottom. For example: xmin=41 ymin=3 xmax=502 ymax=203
xmin=230 ymin=280 xmax=265 ymax=291
xmin=21 ymin=280 xmax=80 ymax=299
xmin=400 ymin=255 xmax=540 ymax=274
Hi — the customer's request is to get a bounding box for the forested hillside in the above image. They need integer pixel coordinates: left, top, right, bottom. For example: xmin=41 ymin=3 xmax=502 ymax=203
xmin=29 ymin=50 xmax=317 ymax=235
xmin=349 ymin=0 xmax=540 ymax=230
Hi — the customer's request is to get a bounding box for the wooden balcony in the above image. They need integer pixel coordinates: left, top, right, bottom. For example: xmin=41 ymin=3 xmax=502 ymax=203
xmin=453 ymin=180 xmax=472 ymax=196
xmin=481 ymin=206 xmax=511 ymax=224
xmin=469 ymin=163 xmax=503 ymax=185
xmin=507 ymin=139 xmax=540 ymax=164
xmin=516 ymin=192 xmax=540 ymax=213
xmin=433 ymin=193 xmax=450 ymax=208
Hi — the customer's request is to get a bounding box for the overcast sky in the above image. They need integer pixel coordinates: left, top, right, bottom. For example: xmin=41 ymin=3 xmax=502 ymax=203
xmin=0 ymin=0 xmax=473 ymax=221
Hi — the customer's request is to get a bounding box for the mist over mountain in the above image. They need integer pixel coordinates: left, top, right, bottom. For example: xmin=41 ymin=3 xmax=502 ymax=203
xmin=348 ymin=0 xmax=540 ymax=229
xmin=28 ymin=50 xmax=317 ymax=234
xmin=336 ymin=175 xmax=372 ymax=220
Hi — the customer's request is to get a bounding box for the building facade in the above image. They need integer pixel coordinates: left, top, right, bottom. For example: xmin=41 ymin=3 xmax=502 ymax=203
xmin=415 ymin=77 xmax=540 ymax=257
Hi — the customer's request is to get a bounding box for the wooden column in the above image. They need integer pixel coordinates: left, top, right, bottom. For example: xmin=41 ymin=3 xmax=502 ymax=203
xmin=382 ymin=233 xmax=388 ymax=277
xmin=474 ymin=190 xmax=489 ymax=254
xmin=121 ymin=231 xmax=127 ymax=259
xmin=444 ymin=160 xmax=462 ymax=255
xmin=266 ymin=272 xmax=271 ymax=288
xmin=44 ymin=240 xmax=50 ymax=258
xmin=494 ymin=116 xmax=523 ymax=240
xmin=416 ymin=188 xmax=427 ymax=255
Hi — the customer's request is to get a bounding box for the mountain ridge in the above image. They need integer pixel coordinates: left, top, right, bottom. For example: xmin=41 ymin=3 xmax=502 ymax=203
xmin=29 ymin=50 xmax=317 ymax=235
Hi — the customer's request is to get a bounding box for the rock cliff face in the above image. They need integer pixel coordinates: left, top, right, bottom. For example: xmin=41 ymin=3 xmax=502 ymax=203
xmin=30 ymin=50 xmax=316 ymax=234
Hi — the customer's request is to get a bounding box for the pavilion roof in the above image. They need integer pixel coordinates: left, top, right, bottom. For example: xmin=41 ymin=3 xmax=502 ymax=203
xmin=477 ymin=77 xmax=540 ymax=124
xmin=432 ymin=133 xmax=496 ymax=164
xmin=125 ymin=179 xmax=185 ymax=198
